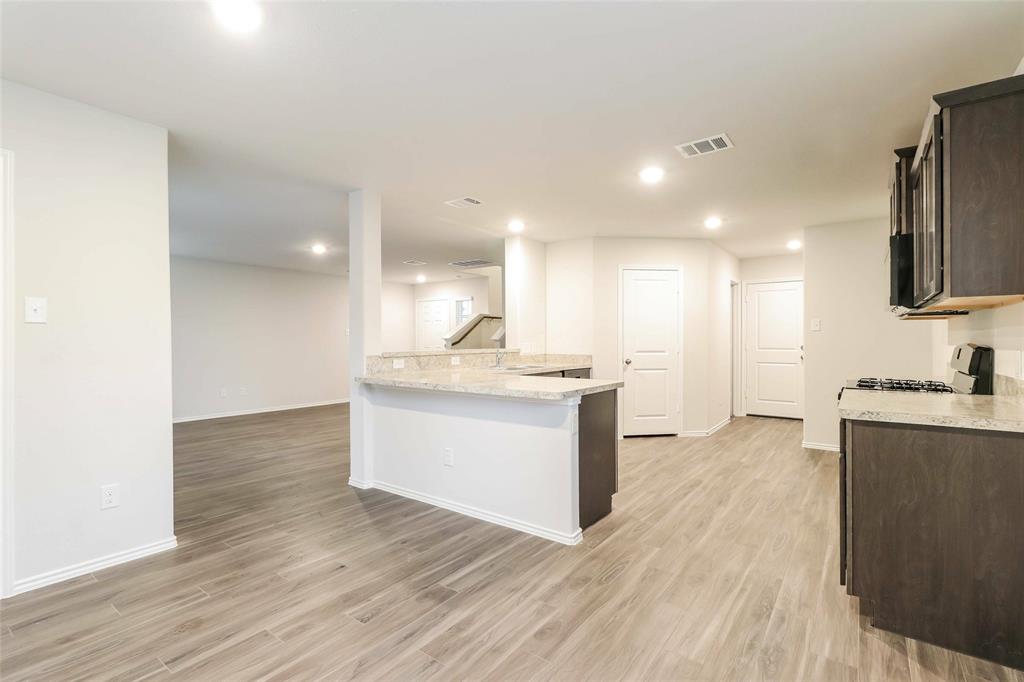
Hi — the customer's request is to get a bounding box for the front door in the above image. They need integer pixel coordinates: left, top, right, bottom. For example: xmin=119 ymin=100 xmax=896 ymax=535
xmin=621 ymin=269 xmax=680 ymax=436
xmin=415 ymin=298 xmax=451 ymax=350
xmin=744 ymin=280 xmax=804 ymax=418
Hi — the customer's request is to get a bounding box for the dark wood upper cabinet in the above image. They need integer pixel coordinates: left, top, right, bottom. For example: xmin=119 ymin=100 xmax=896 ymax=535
xmin=912 ymin=114 xmax=943 ymax=308
xmin=889 ymin=146 xmax=916 ymax=237
xmin=892 ymin=74 xmax=1024 ymax=314
xmin=889 ymin=147 xmax=916 ymax=308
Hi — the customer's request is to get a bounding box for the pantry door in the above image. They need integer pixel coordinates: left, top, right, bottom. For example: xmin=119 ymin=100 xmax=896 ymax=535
xmin=621 ymin=268 xmax=680 ymax=436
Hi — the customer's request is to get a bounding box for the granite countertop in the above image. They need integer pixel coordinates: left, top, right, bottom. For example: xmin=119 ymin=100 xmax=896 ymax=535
xmin=380 ymin=348 xmax=521 ymax=358
xmin=503 ymin=363 xmax=592 ymax=375
xmin=355 ymin=368 xmax=621 ymax=401
xmin=838 ymin=390 xmax=1024 ymax=433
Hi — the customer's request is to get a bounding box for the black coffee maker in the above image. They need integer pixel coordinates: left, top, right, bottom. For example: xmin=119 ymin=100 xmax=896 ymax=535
xmin=950 ymin=343 xmax=995 ymax=395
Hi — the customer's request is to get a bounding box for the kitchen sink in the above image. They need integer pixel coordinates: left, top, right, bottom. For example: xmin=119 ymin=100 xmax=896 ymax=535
xmin=494 ymin=364 xmax=546 ymax=371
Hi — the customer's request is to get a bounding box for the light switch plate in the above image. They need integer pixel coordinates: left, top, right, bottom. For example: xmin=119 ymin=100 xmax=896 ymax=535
xmin=810 ymin=318 xmax=821 ymax=332
xmin=25 ymin=297 xmax=47 ymax=323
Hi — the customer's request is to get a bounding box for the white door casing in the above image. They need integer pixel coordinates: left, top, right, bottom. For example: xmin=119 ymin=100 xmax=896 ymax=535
xmin=621 ymin=268 xmax=680 ymax=436
xmin=415 ymin=298 xmax=451 ymax=350
xmin=744 ymin=280 xmax=804 ymax=419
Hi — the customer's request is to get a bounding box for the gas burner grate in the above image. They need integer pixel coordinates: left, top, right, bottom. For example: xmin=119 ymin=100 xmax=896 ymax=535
xmin=855 ymin=377 xmax=953 ymax=393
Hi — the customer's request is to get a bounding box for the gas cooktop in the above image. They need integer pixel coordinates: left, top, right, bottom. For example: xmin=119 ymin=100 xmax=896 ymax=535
xmin=852 ymin=378 xmax=954 ymax=393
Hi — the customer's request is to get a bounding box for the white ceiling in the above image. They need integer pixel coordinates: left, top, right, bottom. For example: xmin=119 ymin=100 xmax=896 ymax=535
xmin=2 ymin=2 xmax=1022 ymax=282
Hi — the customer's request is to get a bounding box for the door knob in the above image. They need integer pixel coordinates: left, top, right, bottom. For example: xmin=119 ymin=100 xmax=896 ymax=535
xmin=624 ymin=358 xmax=632 ymax=365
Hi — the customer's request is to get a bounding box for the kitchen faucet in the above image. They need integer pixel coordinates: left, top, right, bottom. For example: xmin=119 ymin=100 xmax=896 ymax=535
xmin=495 ymin=347 xmax=506 ymax=369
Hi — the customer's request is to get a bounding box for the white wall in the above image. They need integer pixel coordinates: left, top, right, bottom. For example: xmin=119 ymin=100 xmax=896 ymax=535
xmin=381 ymin=281 xmax=415 ymax=352
xmin=171 ymin=257 xmax=416 ymax=420
xmin=2 ymin=81 xmax=175 ymax=593
xmin=546 ymin=238 xmax=594 ymax=355
xmin=803 ymin=218 xmax=939 ymax=449
xmin=937 ymin=303 xmax=1024 ymax=389
xmin=414 ymin=276 xmax=491 ymax=325
xmin=505 ymin=236 xmax=547 ymax=354
xmin=171 ymin=257 xmax=347 ymax=420
xmin=538 ymin=236 xmax=738 ymax=435
xmin=740 ymin=254 xmax=803 ymax=282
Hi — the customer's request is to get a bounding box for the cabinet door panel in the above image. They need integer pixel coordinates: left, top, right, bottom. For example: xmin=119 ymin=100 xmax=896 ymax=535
xmin=913 ymin=115 xmax=943 ymax=307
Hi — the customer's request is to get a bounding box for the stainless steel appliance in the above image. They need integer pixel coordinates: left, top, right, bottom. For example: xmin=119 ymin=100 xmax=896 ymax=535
xmin=949 ymin=343 xmax=994 ymax=395
xmin=838 ymin=343 xmax=994 ymax=399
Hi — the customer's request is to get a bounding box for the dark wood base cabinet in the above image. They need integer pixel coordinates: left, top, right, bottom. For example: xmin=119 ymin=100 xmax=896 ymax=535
xmin=578 ymin=389 xmax=617 ymax=529
xmin=840 ymin=419 xmax=1024 ymax=669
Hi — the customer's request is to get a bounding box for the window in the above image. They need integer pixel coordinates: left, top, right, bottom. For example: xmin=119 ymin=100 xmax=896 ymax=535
xmin=455 ymin=298 xmax=473 ymax=326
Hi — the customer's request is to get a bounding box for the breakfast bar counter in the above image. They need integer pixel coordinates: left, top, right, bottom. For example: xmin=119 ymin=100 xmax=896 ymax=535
xmin=351 ymin=352 xmax=620 ymax=545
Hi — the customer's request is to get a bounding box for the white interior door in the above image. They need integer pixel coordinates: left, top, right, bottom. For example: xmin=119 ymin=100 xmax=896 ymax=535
xmin=744 ymin=280 xmax=804 ymax=418
xmin=622 ymin=269 xmax=680 ymax=436
xmin=415 ymin=298 xmax=451 ymax=350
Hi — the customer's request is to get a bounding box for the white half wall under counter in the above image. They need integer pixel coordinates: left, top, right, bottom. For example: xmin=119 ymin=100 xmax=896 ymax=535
xmin=352 ymin=353 xmax=621 ymax=544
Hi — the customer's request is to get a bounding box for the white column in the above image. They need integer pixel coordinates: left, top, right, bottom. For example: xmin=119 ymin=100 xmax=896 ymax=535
xmin=348 ymin=189 xmax=382 ymax=488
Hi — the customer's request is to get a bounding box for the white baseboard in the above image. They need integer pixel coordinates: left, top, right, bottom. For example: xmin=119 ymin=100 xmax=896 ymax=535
xmin=678 ymin=417 xmax=731 ymax=438
xmin=9 ymin=536 xmax=178 ymax=597
xmin=802 ymin=440 xmax=840 ymax=452
xmin=347 ymin=477 xmax=373 ymax=489
xmin=369 ymin=480 xmax=582 ymax=546
xmin=173 ymin=399 xmax=348 ymax=424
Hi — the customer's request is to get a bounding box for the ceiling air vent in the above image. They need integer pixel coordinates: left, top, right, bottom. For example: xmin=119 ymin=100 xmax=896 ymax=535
xmin=448 ymin=258 xmax=495 ymax=268
xmin=443 ymin=197 xmax=483 ymax=208
xmin=675 ymin=133 xmax=734 ymax=158
xmin=402 ymin=259 xmax=427 ymax=266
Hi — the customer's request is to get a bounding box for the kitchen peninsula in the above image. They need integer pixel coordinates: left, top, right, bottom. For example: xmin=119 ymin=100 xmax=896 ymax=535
xmin=352 ymin=350 xmax=622 ymax=544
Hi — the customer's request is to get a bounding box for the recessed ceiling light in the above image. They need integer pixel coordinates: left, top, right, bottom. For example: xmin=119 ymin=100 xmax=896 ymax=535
xmin=402 ymin=259 xmax=427 ymax=266
xmin=639 ymin=166 xmax=665 ymax=185
xmin=704 ymin=216 xmax=722 ymax=230
xmin=787 ymin=239 xmax=802 ymax=251
xmin=416 ymin=274 xmax=426 ymax=283
xmin=311 ymin=243 xmax=327 ymax=255
xmin=211 ymin=0 xmax=263 ymax=34
xmin=508 ymin=219 xmax=525 ymax=234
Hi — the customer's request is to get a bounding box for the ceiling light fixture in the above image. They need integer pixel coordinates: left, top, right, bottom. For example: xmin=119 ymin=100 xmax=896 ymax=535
xmin=704 ymin=216 xmax=722 ymax=230
xmin=508 ymin=219 xmax=525 ymax=234
xmin=211 ymin=0 xmax=263 ymax=34
xmin=311 ymin=243 xmax=327 ymax=255
xmin=416 ymin=274 xmax=426 ymax=283
xmin=639 ymin=166 xmax=665 ymax=185
xmin=787 ymin=239 xmax=802 ymax=251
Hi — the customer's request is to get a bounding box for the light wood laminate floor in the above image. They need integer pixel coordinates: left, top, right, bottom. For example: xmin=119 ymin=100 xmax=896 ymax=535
xmin=2 ymin=405 xmax=1021 ymax=681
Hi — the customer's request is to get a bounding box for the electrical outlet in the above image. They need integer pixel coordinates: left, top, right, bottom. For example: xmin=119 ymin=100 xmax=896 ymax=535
xmin=393 ymin=359 xmax=405 ymax=370
xmin=810 ymin=318 xmax=822 ymax=332
xmin=219 ymin=387 xmax=229 ymax=398
xmin=443 ymin=448 xmax=454 ymax=467
xmin=451 ymin=356 xmax=461 ymax=366
xmin=101 ymin=484 xmax=120 ymax=510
